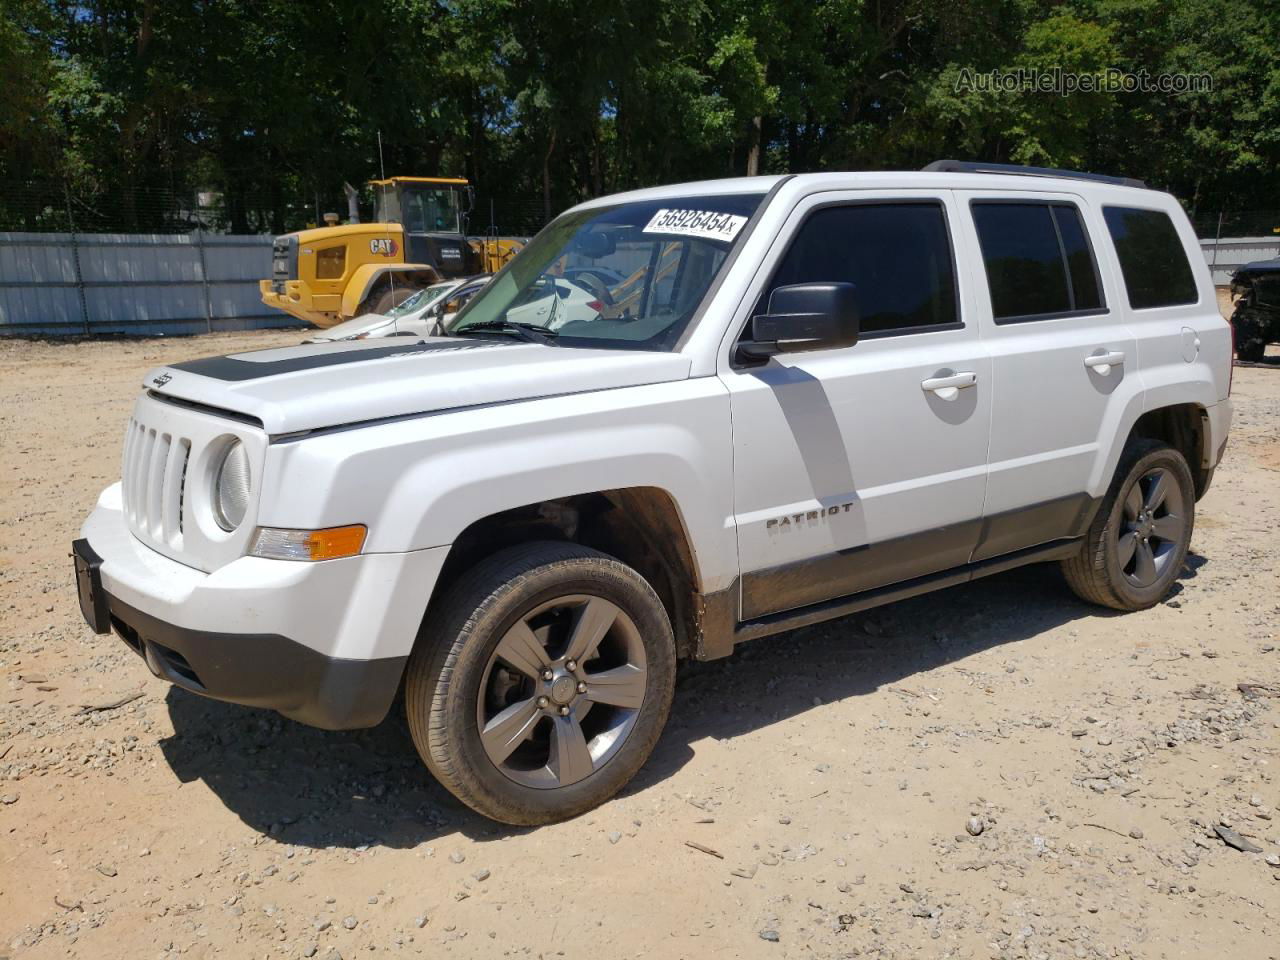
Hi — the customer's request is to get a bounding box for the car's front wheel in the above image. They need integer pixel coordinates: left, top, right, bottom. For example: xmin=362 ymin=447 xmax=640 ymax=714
xmin=405 ymin=542 xmax=676 ymax=825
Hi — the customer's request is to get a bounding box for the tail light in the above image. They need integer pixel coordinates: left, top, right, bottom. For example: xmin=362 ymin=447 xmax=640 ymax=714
xmin=587 ymin=300 xmax=604 ymax=313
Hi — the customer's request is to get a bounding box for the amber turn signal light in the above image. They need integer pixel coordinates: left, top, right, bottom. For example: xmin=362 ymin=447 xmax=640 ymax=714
xmin=250 ymin=524 xmax=367 ymax=562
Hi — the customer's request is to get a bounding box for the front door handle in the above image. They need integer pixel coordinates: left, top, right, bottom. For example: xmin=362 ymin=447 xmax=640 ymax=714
xmin=921 ymin=371 xmax=977 ymax=401
xmin=1084 ymin=350 xmax=1126 ymax=376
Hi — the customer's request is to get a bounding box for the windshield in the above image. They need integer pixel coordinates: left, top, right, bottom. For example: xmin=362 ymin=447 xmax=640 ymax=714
xmin=402 ymin=186 xmax=463 ymax=234
xmin=447 ymin=193 xmax=764 ymax=350
xmin=385 ymin=280 xmax=459 ymax=318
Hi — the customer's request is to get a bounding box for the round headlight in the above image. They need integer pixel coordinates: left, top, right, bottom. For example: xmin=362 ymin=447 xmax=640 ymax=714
xmin=213 ymin=440 xmax=251 ymax=531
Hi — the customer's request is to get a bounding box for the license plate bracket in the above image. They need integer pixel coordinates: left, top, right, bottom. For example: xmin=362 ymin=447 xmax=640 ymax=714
xmin=72 ymin=538 xmax=110 ymax=635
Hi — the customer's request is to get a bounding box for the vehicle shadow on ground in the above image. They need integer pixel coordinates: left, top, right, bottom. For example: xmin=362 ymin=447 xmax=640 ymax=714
xmin=160 ymin=554 xmax=1207 ymax=849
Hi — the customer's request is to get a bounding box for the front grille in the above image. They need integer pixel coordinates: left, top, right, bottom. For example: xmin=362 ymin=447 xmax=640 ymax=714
xmin=271 ymin=235 xmax=298 ymax=293
xmin=121 ymin=418 xmax=191 ymax=549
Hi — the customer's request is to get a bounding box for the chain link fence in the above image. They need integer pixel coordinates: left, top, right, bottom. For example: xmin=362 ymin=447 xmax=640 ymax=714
xmin=5 ymin=182 xmax=1276 ymax=336
xmin=6 ymin=181 xmax=1276 ymax=241
xmin=0 ymin=182 xmax=553 ymax=336
xmin=1191 ymin=210 xmax=1280 ymax=241
xmin=0 ymin=182 xmax=550 ymax=237
xmin=1191 ymin=211 xmax=1280 ymax=285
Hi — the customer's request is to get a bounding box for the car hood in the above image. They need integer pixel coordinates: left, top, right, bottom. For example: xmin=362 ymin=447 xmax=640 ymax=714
xmin=1236 ymin=257 xmax=1280 ymax=277
xmin=305 ymin=313 xmax=399 ymax=342
xmin=144 ymin=337 xmax=692 ymax=434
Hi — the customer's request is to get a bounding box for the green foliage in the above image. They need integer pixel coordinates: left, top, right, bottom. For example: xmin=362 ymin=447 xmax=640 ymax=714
xmin=0 ymin=0 xmax=1274 ymax=231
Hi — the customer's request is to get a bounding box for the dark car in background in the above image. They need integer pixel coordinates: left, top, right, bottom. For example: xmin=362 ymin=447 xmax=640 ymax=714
xmin=1229 ymin=257 xmax=1280 ymax=362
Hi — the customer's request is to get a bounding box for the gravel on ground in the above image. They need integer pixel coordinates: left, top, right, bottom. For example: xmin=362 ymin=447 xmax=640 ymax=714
xmin=1 ymin=330 xmax=1277 ymax=959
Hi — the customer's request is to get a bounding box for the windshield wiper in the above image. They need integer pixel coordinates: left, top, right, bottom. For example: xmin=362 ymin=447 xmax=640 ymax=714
xmin=454 ymin=320 xmax=559 ymax=345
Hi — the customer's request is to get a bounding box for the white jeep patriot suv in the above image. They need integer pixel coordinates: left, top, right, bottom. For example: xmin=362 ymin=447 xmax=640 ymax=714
xmin=73 ymin=161 xmax=1233 ymax=825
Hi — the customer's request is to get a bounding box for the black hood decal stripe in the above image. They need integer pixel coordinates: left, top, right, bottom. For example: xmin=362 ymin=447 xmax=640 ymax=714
xmin=169 ymin=339 xmax=511 ymax=382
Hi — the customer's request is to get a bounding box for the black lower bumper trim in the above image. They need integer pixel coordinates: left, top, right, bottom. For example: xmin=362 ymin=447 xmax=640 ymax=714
xmin=105 ymin=594 xmax=406 ymax=730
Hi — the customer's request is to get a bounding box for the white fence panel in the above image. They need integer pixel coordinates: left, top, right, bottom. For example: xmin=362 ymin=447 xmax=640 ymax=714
xmin=1200 ymin=236 xmax=1280 ymax=286
xmin=4 ymin=230 xmax=1274 ymax=336
xmin=0 ymin=231 xmax=297 ymax=336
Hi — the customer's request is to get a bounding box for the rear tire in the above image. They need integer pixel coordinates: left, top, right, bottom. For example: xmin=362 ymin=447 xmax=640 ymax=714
xmin=1061 ymin=439 xmax=1195 ymax=611
xmin=404 ymin=542 xmax=676 ymax=825
xmin=1236 ymin=337 xmax=1266 ymax=363
xmin=1232 ymin=308 xmax=1268 ymax=362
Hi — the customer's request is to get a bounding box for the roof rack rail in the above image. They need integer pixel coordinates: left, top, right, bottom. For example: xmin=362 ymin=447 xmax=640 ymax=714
xmin=922 ymin=159 xmax=1147 ymax=190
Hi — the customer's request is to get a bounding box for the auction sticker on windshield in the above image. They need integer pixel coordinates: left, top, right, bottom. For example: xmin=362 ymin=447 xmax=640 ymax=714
xmin=643 ymin=208 xmax=748 ymax=243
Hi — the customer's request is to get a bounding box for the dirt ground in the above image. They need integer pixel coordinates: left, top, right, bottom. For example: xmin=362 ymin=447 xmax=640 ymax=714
xmin=1 ymin=330 xmax=1277 ymax=960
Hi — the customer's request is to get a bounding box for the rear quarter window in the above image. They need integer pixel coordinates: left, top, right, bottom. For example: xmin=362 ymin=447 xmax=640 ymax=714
xmin=1102 ymin=206 xmax=1198 ymax=309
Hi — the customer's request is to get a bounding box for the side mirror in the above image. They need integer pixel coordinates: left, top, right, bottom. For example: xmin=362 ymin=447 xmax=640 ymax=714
xmin=741 ymin=282 xmax=860 ymax=360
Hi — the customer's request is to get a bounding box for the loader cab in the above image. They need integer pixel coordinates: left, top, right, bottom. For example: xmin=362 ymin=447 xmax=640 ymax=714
xmin=371 ymin=177 xmax=474 ymax=277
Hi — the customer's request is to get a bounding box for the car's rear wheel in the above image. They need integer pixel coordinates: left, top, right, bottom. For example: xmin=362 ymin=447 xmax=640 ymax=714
xmin=1061 ymin=439 xmax=1195 ymax=611
xmin=405 ymin=542 xmax=676 ymax=825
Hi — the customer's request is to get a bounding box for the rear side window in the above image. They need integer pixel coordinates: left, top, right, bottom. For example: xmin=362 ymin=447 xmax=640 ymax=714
xmin=760 ymin=202 xmax=958 ymax=335
xmin=1055 ymin=206 xmax=1103 ymax=311
xmin=1102 ymin=206 xmax=1198 ymax=309
xmin=971 ymin=201 xmax=1105 ymax=322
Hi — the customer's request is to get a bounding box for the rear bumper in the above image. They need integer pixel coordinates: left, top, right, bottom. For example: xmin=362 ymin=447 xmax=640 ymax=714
xmin=75 ymin=483 xmax=448 ymax=729
xmin=1205 ymin=398 xmax=1233 ymax=468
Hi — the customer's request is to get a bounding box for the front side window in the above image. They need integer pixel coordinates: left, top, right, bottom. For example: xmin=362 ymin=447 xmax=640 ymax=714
xmin=971 ymin=201 xmax=1105 ymax=322
xmin=756 ymin=202 xmax=959 ymax=335
xmin=449 ymin=193 xmax=764 ymax=351
xmin=1102 ymin=206 xmax=1198 ymax=309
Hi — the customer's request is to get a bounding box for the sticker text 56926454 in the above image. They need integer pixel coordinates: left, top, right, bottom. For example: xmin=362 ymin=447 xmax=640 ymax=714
xmin=642 ymin=208 xmax=749 ymax=243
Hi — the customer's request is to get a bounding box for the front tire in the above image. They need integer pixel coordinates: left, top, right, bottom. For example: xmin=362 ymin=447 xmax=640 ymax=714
xmin=368 ymin=285 xmax=416 ymax=316
xmin=1061 ymin=440 xmax=1195 ymax=611
xmin=1232 ymin=307 xmax=1268 ymax=363
xmin=405 ymin=542 xmax=676 ymax=825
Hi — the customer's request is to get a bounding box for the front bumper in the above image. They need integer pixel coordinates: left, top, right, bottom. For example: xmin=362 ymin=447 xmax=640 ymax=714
xmin=75 ymin=483 xmax=448 ymax=729
xmin=259 ymin=279 xmax=342 ymax=328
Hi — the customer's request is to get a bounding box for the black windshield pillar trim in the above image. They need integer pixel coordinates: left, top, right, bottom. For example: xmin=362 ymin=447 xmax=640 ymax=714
xmin=674 ymin=175 xmax=796 ymax=352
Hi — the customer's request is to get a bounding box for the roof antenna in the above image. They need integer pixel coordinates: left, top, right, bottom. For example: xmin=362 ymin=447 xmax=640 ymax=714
xmin=377 ymin=130 xmax=386 ymax=181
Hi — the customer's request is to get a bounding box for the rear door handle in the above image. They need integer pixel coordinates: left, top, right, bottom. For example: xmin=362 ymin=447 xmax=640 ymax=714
xmin=921 ymin=372 xmax=977 ymax=401
xmin=1084 ymin=350 xmax=1126 ymax=375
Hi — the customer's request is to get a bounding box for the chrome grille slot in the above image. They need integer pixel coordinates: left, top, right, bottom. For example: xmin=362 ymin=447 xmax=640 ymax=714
xmin=176 ymin=441 xmax=190 ymax=535
xmin=145 ymin=431 xmax=169 ymax=537
xmin=121 ymin=416 xmax=191 ymax=550
xmin=117 ymin=392 xmax=265 ymax=572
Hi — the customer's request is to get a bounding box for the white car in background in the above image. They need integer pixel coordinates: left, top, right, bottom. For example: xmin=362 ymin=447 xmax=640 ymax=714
xmin=503 ymin=275 xmax=608 ymax=331
xmin=306 ymin=278 xmax=476 ymax=342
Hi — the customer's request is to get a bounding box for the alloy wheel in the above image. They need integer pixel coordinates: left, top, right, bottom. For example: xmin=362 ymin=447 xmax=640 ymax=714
xmin=1115 ymin=466 xmax=1185 ymax=588
xmin=476 ymin=595 xmax=647 ymax=789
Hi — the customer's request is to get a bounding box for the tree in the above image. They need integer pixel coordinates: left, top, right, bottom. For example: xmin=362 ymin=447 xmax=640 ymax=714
xmin=2 ymin=0 xmax=1276 ymax=233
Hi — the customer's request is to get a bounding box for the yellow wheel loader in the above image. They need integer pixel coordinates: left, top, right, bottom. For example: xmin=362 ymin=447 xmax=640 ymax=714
xmin=260 ymin=176 xmax=525 ymax=329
